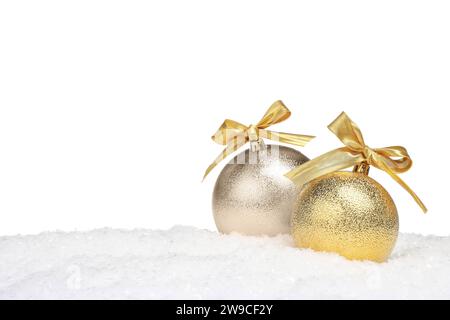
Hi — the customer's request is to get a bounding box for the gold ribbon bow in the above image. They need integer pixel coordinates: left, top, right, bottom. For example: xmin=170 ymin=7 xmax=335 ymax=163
xmin=285 ymin=112 xmax=427 ymax=213
xmin=203 ymin=100 xmax=315 ymax=180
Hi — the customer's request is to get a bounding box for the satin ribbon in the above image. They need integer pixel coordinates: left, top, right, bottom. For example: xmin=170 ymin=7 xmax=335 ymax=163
xmin=203 ymin=100 xmax=315 ymax=180
xmin=285 ymin=112 xmax=427 ymax=213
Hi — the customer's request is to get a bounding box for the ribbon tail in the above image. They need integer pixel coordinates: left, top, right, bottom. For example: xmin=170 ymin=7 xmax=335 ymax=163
xmin=202 ymin=138 xmax=247 ymax=181
xmin=377 ymin=161 xmax=428 ymax=213
xmin=285 ymin=148 xmax=363 ymax=186
xmin=261 ymin=130 xmax=315 ymax=147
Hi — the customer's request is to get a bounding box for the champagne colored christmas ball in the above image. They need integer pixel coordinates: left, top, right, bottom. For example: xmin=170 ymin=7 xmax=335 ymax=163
xmin=291 ymin=171 xmax=399 ymax=262
xmin=213 ymin=144 xmax=309 ymax=236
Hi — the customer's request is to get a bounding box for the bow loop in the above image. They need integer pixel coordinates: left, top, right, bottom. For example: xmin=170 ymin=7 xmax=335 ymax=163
xmin=211 ymin=119 xmax=248 ymax=145
xmin=286 ymin=112 xmax=427 ymax=213
xmin=256 ymin=100 xmax=292 ymax=129
xmin=371 ymin=146 xmax=413 ymax=173
xmin=328 ymin=112 xmax=366 ymax=152
xmin=203 ymin=101 xmax=315 ymax=180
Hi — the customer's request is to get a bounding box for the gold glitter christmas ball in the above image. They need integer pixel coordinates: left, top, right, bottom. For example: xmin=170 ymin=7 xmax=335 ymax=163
xmin=213 ymin=144 xmax=309 ymax=236
xmin=292 ymin=171 xmax=399 ymax=262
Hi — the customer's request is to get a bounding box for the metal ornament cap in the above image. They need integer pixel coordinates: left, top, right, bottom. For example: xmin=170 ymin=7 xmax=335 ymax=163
xmin=213 ymin=144 xmax=309 ymax=236
xmin=291 ymin=171 xmax=399 ymax=262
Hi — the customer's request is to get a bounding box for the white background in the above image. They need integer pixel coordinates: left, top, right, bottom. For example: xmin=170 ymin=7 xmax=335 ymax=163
xmin=0 ymin=0 xmax=448 ymax=236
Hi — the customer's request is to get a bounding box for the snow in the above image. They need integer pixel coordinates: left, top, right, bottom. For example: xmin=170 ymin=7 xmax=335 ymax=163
xmin=0 ymin=226 xmax=449 ymax=299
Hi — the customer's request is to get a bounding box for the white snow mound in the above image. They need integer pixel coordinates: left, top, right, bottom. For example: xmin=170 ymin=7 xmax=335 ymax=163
xmin=0 ymin=226 xmax=449 ymax=299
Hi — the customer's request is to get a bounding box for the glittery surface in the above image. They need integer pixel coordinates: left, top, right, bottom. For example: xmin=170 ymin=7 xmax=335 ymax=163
xmin=213 ymin=145 xmax=309 ymax=236
xmin=292 ymin=172 xmax=399 ymax=262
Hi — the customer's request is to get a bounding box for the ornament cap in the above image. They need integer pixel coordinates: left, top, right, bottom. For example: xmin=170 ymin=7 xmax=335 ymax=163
xmin=353 ymin=161 xmax=370 ymax=175
xmin=250 ymin=138 xmax=266 ymax=152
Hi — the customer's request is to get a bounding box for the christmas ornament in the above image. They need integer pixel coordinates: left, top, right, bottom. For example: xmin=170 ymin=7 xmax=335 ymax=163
xmin=285 ymin=112 xmax=426 ymax=262
xmin=204 ymin=100 xmax=315 ymax=236
xmin=291 ymin=171 xmax=398 ymax=262
xmin=213 ymin=144 xmax=309 ymax=236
